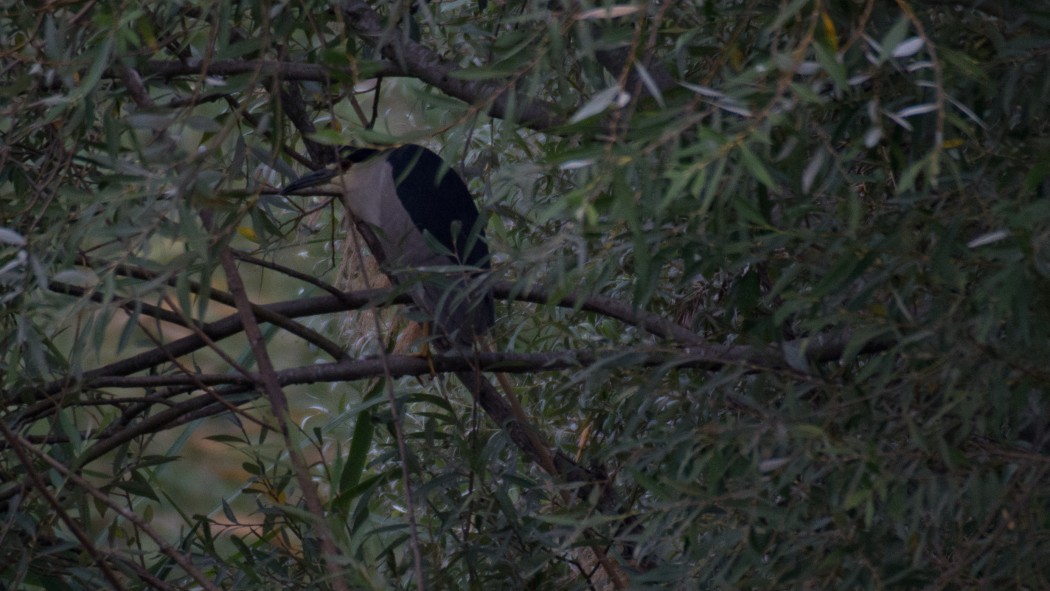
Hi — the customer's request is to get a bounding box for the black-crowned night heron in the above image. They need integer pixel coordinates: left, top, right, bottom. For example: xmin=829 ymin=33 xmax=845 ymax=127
xmin=281 ymin=144 xmax=493 ymax=348
xmin=281 ymin=143 xmax=556 ymax=474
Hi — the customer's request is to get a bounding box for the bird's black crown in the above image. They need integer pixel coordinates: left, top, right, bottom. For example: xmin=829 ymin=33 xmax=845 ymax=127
xmin=338 ymin=145 xmax=380 ymax=165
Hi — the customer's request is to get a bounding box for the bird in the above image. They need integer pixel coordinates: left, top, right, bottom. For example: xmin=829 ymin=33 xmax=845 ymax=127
xmin=281 ymin=144 xmax=494 ymax=348
xmin=281 ymin=143 xmax=557 ymax=475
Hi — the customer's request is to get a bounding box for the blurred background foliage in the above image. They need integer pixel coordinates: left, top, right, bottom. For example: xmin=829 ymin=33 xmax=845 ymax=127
xmin=2 ymin=0 xmax=1049 ymax=589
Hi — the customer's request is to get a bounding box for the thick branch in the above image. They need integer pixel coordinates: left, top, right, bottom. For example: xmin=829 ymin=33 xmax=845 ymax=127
xmin=32 ymin=287 xmax=407 ymax=399
xmin=34 ymin=335 xmax=888 ymax=471
xmin=140 ymin=58 xmax=400 ymax=82
xmin=72 ymin=342 xmax=854 ymax=391
xmin=340 ymin=0 xmax=564 ymax=129
xmin=23 ymin=279 xmax=892 ymax=403
xmin=279 ymin=82 xmax=336 ymax=166
xmin=48 ymin=279 xmax=349 ymax=364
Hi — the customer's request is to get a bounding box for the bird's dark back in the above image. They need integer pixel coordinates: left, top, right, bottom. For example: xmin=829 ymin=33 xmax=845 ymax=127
xmin=385 ymin=145 xmax=489 ymax=269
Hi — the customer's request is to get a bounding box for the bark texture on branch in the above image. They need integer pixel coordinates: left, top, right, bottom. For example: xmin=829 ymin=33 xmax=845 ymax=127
xmin=340 ymin=0 xmax=565 ymax=129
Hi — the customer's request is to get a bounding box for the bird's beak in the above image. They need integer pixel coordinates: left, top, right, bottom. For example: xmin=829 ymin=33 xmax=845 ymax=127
xmin=280 ymin=166 xmax=339 ymax=196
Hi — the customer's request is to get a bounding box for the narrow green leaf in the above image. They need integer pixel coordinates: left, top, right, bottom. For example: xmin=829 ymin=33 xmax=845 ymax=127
xmin=738 ymin=143 xmax=775 ymax=189
xmin=339 ymin=410 xmax=374 ymax=495
xmin=70 ymin=36 xmax=113 ymax=101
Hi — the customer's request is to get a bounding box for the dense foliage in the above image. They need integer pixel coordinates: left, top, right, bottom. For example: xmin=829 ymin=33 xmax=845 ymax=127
xmin=2 ymin=0 xmax=1049 ymax=589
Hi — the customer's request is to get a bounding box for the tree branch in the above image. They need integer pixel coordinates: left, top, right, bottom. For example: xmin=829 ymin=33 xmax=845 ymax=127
xmin=339 ymin=0 xmax=565 ymax=130
xmin=22 ymin=278 xmax=892 ymax=404
xmin=217 ymin=244 xmax=350 ymax=591
xmin=0 ymin=424 xmax=224 ymax=591
xmin=278 ymin=82 xmax=337 ymax=166
xmin=30 ymin=286 xmax=404 ymax=399
xmin=72 ymin=342 xmax=850 ymax=391
xmin=139 ymin=58 xmax=400 ymax=82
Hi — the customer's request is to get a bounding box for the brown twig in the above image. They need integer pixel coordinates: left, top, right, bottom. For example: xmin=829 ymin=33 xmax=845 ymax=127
xmin=217 ymin=245 xmax=350 ymax=591
xmin=339 ymin=0 xmax=564 ymax=129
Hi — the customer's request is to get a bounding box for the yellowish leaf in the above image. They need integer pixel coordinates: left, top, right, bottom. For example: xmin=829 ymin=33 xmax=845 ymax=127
xmin=237 ymin=226 xmax=259 ymax=242
xmin=820 ymin=10 xmax=839 ymax=52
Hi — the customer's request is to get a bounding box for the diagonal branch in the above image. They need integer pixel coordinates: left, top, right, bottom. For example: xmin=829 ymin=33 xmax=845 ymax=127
xmin=217 ymin=244 xmax=350 ymax=591
xmin=0 ymin=424 xmax=223 ymax=591
xmin=339 ymin=0 xmax=564 ymax=129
